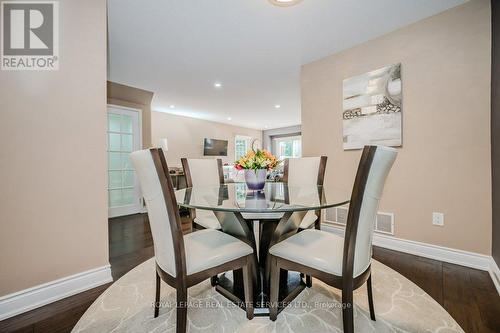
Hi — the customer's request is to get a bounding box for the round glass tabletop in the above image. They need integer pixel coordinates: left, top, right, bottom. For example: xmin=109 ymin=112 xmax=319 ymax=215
xmin=174 ymin=182 xmax=350 ymax=213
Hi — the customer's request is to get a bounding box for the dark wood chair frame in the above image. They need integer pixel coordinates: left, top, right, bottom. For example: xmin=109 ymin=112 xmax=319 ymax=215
xmin=151 ymin=149 xmax=253 ymax=333
xmin=269 ymin=146 xmax=378 ymax=333
xmin=283 ymin=156 xmax=327 ymax=287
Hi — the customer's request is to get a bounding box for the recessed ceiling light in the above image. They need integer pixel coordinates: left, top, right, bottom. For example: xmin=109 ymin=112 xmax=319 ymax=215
xmin=227 ymin=117 xmax=232 ymax=121
xmin=169 ymin=105 xmax=175 ymax=109
xmin=275 ymin=104 xmax=281 ymax=109
xmin=269 ymin=0 xmax=303 ymax=7
xmin=214 ymin=82 xmax=222 ymax=88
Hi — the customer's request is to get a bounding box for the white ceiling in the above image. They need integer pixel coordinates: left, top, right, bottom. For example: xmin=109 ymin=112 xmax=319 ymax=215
xmin=107 ymin=0 xmax=466 ymax=130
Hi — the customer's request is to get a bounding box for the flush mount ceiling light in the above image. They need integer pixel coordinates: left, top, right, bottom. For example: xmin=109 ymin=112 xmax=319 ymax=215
xmin=269 ymin=0 xmax=303 ymax=7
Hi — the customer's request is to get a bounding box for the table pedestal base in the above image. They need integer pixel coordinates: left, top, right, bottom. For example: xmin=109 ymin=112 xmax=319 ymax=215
xmin=212 ymin=210 xmax=308 ymax=316
xmin=215 ymin=270 xmax=306 ymax=316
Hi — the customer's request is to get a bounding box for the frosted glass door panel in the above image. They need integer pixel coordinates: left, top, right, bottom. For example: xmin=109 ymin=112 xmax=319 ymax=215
xmin=107 ymin=106 xmax=142 ymax=217
xmin=121 ymin=134 xmax=133 ymax=152
xmin=108 ymin=113 xmax=121 ymax=132
xmin=108 ymin=133 xmax=121 ymax=151
xmin=121 ymin=115 xmax=133 ymax=133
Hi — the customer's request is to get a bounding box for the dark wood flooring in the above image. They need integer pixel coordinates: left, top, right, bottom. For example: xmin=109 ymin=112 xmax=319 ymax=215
xmin=1 ymin=213 xmax=499 ymax=333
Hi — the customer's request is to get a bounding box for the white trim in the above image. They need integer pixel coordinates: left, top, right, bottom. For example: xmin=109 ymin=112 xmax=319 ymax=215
xmin=489 ymin=257 xmax=500 ymax=296
xmin=322 ymin=223 xmax=491 ymax=271
xmin=108 ymin=103 xmax=143 ymax=116
xmin=0 ymin=265 xmax=112 ymax=321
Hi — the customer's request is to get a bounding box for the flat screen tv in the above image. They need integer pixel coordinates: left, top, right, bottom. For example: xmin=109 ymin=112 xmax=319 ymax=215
xmin=203 ymin=138 xmax=228 ymax=156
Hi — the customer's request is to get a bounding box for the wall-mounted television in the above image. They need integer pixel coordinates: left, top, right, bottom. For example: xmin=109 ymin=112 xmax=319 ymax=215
xmin=203 ymin=138 xmax=228 ymax=156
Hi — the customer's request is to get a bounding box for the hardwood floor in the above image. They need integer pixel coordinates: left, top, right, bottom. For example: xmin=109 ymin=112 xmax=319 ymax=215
xmin=373 ymin=247 xmax=500 ymax=333
xmin=0 ymin=214 xmax=498 ymax=333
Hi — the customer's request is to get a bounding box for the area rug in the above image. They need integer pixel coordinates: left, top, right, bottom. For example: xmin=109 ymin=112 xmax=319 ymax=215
xmin=73 ymin=258 xmax=463 ymax=332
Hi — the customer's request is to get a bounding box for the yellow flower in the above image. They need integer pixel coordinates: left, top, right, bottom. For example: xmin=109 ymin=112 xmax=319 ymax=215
xmin=234 ymin=149 xmax=281 ymax=170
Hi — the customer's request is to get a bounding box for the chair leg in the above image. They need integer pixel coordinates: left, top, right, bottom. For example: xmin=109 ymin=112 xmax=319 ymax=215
xmin=242 ymin=259 xmax=254 ymax=320
xmin=210 ymin=275 xmax=218 ymax=287
xmin=305 ymin=275 xmax=312 ymax=288
xmin=301 ymin=272 xmax=312 ymax=287
xmin=176 ymin=287 xmax=188 ymax=333
xmin=269 ymin=255 xmax=280 ymax=321
xmin=367 ymin=274 xmax=376 ymax=321
xmin=314 ymin=217 xmax=321 ymax=230
xmin=342 ymin=287 xmax=354 ymax=333
xmin=154 ymin=271 xmax=160 ymax=318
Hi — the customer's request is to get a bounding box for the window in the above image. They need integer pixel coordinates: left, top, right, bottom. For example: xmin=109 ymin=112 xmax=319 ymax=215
xmin=272 ymin=135 xmax=302 ymax=160
xmin=235 ymin=135 xmax=252 ymax=161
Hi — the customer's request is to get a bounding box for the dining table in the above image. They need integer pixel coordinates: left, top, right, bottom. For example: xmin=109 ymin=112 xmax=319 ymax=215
xmin=175 ymin=182 xmax=349 ymax=316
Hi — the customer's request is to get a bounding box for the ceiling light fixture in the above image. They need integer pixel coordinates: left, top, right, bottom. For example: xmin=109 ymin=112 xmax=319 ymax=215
xmin=269 ymin=0 xmax=303 ymax=7
xmin=227 ymin=117 xmax=232 ymax=121
xmin=214 ymin=82 xmax=222 ymax=88
xmin=169 ymin=105 xmax=175 ymax=109
xmin=275 ymin=104 xmax=281 ymax=109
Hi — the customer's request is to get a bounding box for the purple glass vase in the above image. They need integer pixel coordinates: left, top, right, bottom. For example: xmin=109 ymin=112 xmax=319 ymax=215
xmin=244 ymin=169 xmax=267 ymax=191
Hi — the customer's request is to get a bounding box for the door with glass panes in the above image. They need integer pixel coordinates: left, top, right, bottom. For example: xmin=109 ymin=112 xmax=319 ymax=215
xmin=107 ymin=105 xmax=142 ymax=217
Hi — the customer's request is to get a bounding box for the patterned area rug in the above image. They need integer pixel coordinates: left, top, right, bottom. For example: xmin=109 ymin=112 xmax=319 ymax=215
xmin=73 ymin=258 xmax=463 ymax=332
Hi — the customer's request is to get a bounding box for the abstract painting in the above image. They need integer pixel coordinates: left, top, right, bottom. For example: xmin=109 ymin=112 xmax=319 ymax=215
xmin=342 ymin=63 xmax=402 ymax=150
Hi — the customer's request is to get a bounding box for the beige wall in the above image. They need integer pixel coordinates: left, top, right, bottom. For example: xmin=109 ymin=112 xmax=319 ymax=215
xmin=152 ymin=112 xmax=262 ymax=167
xmin=0 ymin=0 xmax=108 ymax=295
xmin=107 ymin=81 xmax=153 ymax=149
xmin=301 ymin=0 xmax=492 ymax=254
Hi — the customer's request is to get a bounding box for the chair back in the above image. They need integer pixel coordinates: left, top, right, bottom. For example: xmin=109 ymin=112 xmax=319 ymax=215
xmin=283 ymin=156 xmax=327 ymax=186
xmin=181 ymin=158 xmax=224 ymax=187
xmin=343 ymin=145 xmax=397 ymax=278
xmin=130 ymin=149 xmax=185 ymax=278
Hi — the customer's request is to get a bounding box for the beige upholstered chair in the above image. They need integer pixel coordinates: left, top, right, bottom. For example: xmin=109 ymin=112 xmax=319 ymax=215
xmin=131 ymin=149 xmax=254 ymax=333
xmin=181 ymin=158 xmax=224 ymax=230
xmin=268 ymin=146 xmax=397 ymax=333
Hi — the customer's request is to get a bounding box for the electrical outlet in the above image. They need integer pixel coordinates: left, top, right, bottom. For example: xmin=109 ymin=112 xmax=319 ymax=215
xmin=432 ymin=212 xmax=444 ymax=226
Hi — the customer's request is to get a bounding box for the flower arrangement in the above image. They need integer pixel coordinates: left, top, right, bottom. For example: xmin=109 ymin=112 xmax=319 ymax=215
xmin=235 ymin=149 xmax=280 ymax=171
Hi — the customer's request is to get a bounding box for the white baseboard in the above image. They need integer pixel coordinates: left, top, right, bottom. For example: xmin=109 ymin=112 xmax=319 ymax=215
xmin=489 ymin=257 xmax=500 ymax=296
xmin=324 ymin=222 xmax=500 ymax=295
xmin=0 ymin=264 xmax=113 ymax=321
xmin=322 ymin=223 xmax=494 ymax=274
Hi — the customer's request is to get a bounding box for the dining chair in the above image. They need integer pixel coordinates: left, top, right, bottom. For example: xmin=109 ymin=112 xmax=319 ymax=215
xmin=131 ymin=149 xmax=254 ymax=333
xmin=243 ymin=156 xmax=327 ymax=288
xmin=181 ymin=158 xmax=224 ymax=230
xmin=283 ymin=156 xmax=327 ymax=230
xmin=268 ymin=145 xmax=397 ymax=333
xmin=284 ymin=156 xmax=328 ymax=288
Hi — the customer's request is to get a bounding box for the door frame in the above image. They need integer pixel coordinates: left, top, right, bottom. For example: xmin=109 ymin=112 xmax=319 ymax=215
xmin=107 ymin=104 xmax=143 ymax=218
